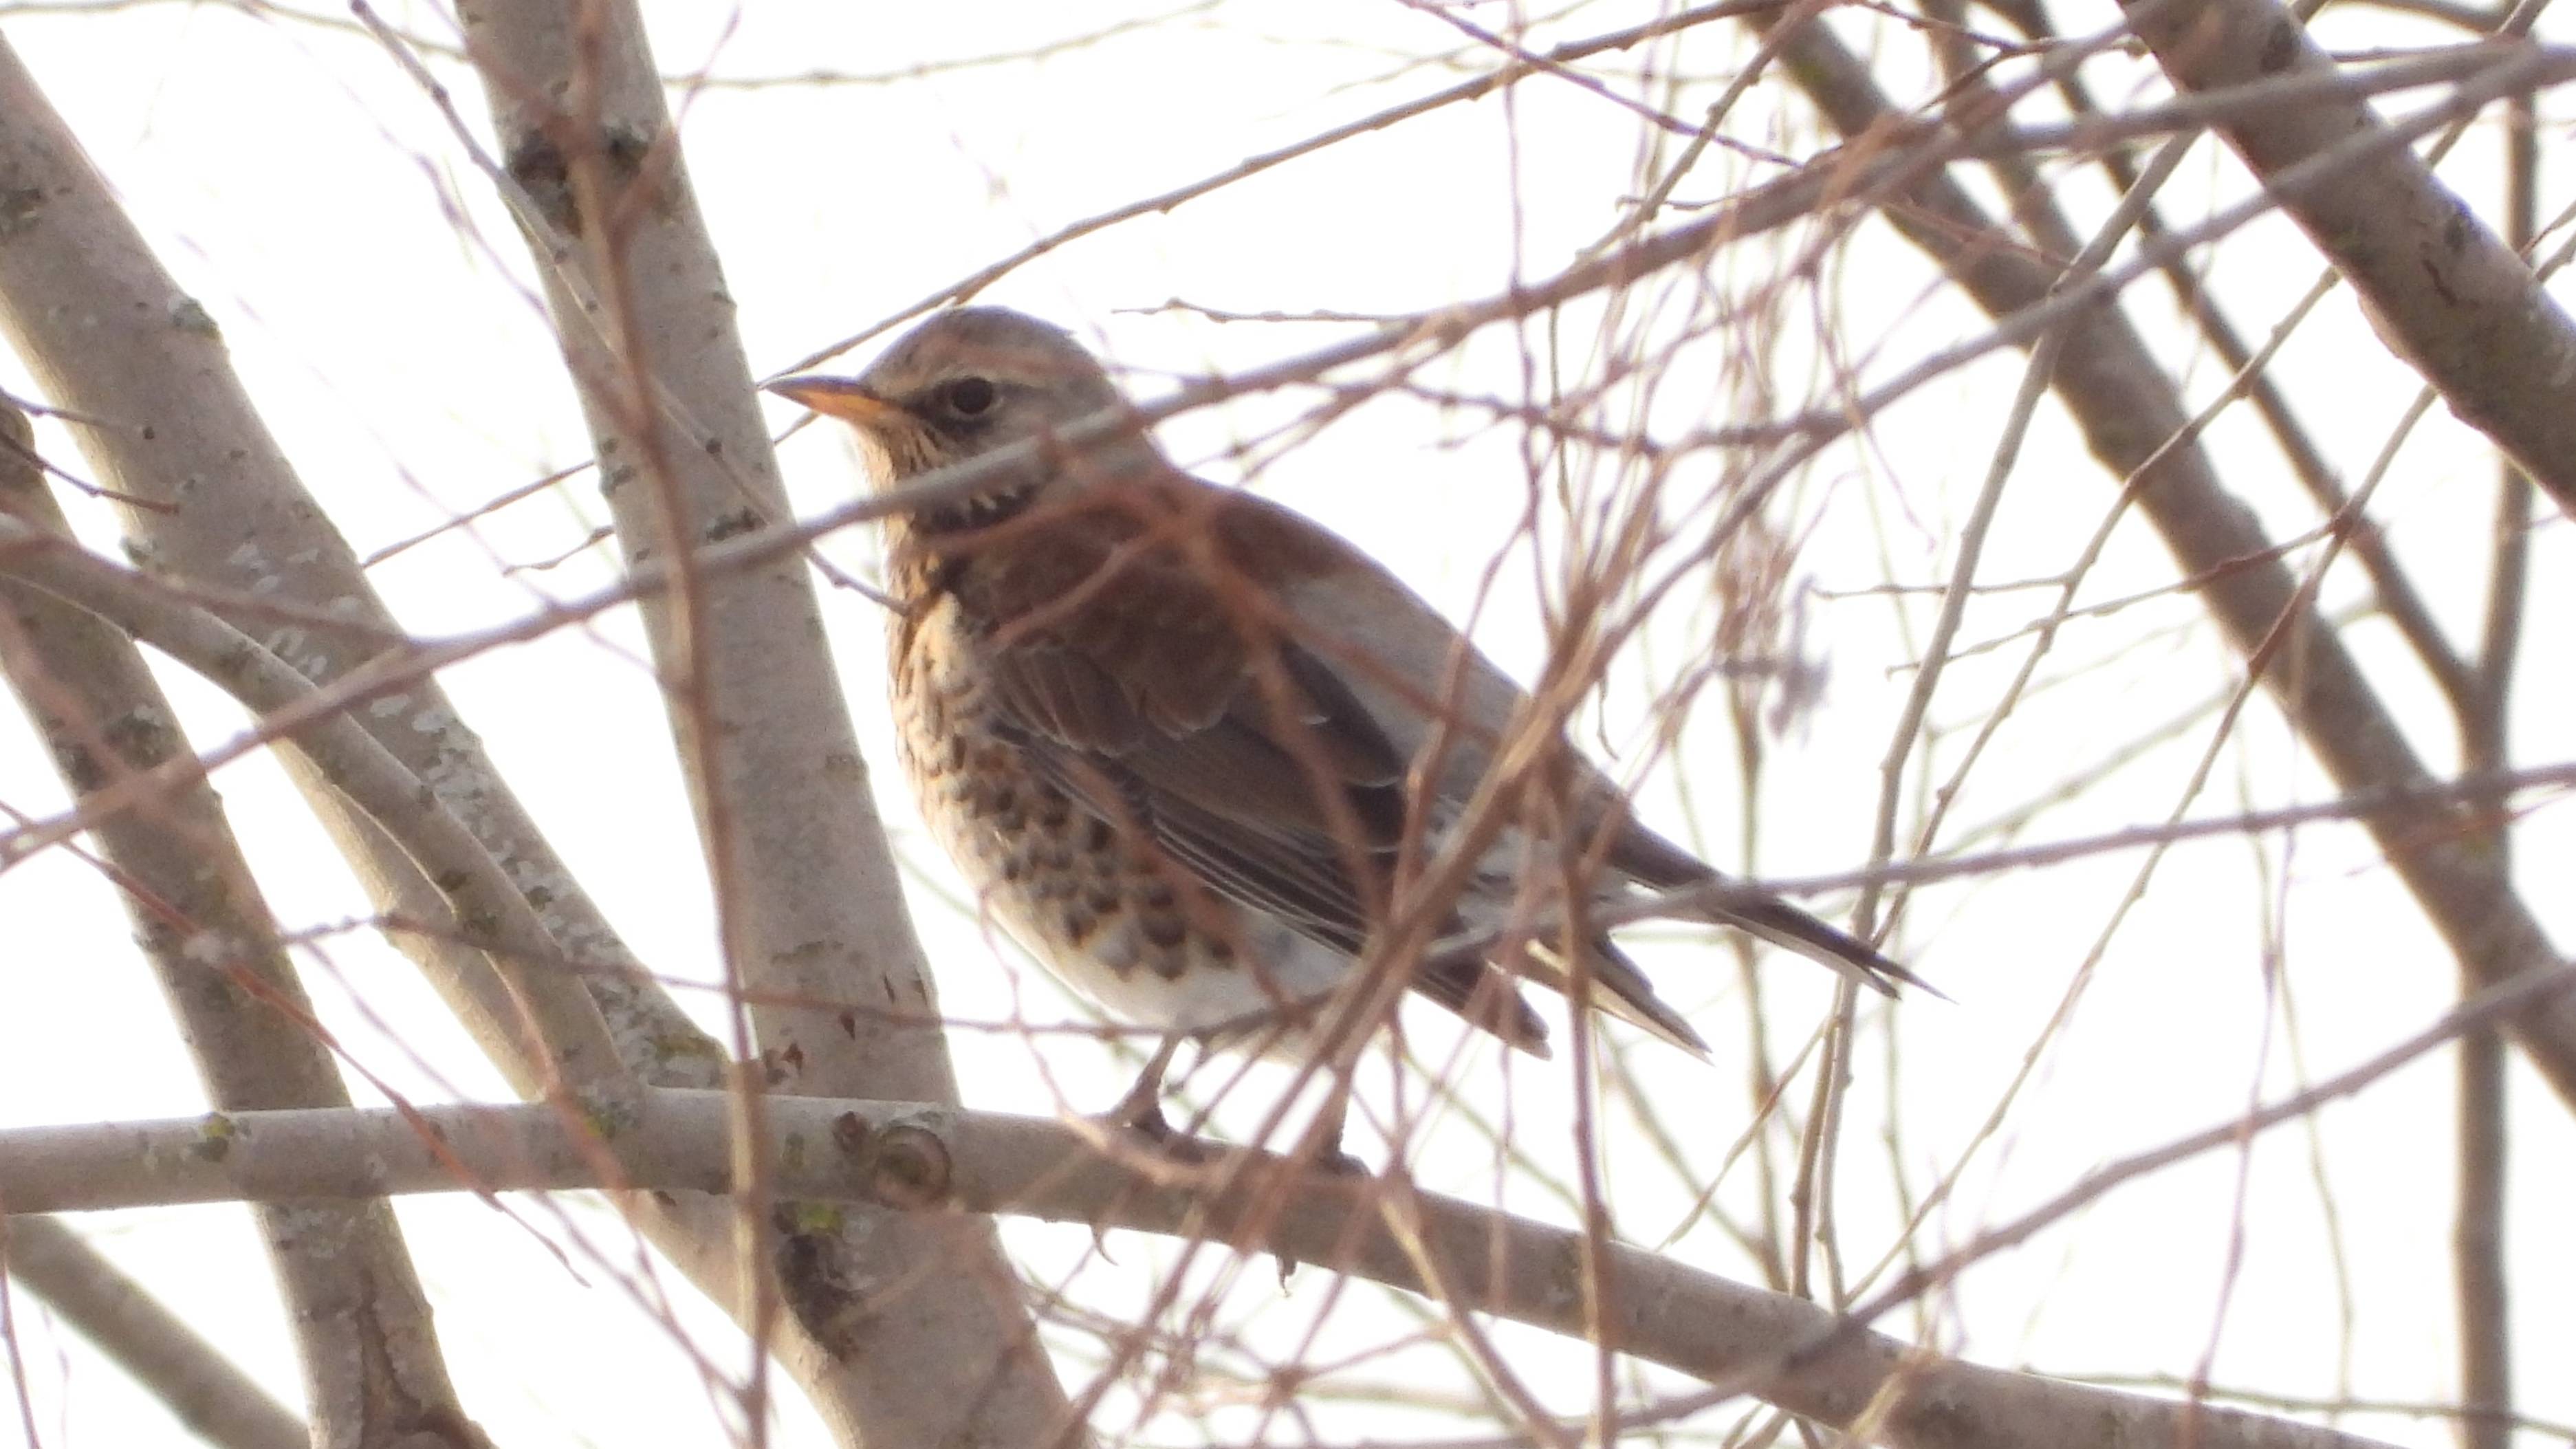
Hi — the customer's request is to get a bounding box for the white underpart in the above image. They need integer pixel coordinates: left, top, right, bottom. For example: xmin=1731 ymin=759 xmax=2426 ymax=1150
xmin=999 ymin=907 xmax=1353 ymax=1045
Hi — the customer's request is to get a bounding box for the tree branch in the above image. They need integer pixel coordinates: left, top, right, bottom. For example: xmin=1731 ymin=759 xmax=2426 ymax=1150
xmin=2126 ymin=0 xmax=2576 ymax=516
xmin=1758 ymin=10 xmax=2576 ymax=1111
xmin=0 ymin=24 xmax=1031 ymax=1442
xmin=0 ymin=400 xmax=486 ymax=1445
xmin=1 ymin=1216 xmax=305 ymax=1449
xmin=2 ymin=1082 xmax=2471 ymax=1449
xmin=445 ymin=1 xmax=1073 ymax=1441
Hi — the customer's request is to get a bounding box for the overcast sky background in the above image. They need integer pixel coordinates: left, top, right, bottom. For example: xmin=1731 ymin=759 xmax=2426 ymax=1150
xmin=3 ymin=1 xmax=2574 ymax=1445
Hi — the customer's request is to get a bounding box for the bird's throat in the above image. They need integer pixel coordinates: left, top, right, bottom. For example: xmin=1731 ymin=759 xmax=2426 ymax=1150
xmin=910 ymin=482 xmax=1043 ymax=536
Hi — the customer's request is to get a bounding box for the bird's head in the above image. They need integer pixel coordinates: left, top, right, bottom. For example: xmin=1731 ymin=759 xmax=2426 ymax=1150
xmin=769 ymin=307 xmax=1151 ymax=532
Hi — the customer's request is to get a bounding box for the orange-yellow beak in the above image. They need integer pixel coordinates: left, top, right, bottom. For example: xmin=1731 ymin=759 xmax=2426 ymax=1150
xmin=766 ymin=374 xmax=903 ymax=433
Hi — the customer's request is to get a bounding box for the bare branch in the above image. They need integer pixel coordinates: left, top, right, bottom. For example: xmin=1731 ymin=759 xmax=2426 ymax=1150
xmin=444 ymin=1 xmax=1073 ymax=1441
xmin=0 ymin=400 xmax=485 ymax=1445
xmin=1757 ymin=9 xmax=2576 ymax=1111
xmin=0 ymin=519 xmax=631 ymax=1098
xmin=17 ymin=1068 xmax=2536 ymax=1449
xmin=0 ymin=1217 xmax=305 ymax=1449
xmin=2448 ymin=78 xmax=2538 ymax=1449
xmin=2128 ymin=0 xmax=2576 ymax=515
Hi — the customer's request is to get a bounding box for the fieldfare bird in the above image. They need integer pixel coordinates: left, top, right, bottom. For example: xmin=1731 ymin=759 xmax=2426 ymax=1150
xmin=770 ymin=307 xmax=1926 ymax=1135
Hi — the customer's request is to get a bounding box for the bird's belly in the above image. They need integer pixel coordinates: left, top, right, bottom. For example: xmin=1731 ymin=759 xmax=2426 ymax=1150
xmin=893 ymin=609 xmax=1351 ymax=1041
xmin=1066 ymin=924 xmax=1350 ymax=1041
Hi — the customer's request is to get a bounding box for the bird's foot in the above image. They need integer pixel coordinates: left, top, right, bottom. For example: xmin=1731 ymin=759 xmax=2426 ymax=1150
xmin=1298 ymin=1096 xmax=1369 ymax=1177
xmin=1092 ymin=1094 xmax=1208 ymax=1164
xmin=1316 ymin=1146 xmax=1368 ymax=1177
xmin=1089 ymin=1036 xmax=1207 ymax=1161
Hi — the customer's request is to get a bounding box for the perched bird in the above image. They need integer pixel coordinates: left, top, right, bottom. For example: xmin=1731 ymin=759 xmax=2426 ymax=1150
xmin=769 ymin=307 xmax=1926 ymax=1138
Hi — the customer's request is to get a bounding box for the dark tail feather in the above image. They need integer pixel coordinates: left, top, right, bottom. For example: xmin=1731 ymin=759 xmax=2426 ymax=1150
xmin=1413 ymin=953 xmax=1557 ymax=1058
xmin=1606 ymin=820 xmax=1941 ymax=1001
xmin=1699 ymin=881 xmax=1945 ymax=1001
xmin=1509 ymin=939 xmax=1714 ymax=1057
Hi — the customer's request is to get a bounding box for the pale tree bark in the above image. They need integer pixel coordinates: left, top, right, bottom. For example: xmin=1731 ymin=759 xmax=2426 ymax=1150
xmin=0 ymin=1087 xmax=2479 ymax=1449
xmin=2448 ymin=83 xmax=2535 ymax=1449
xmin=0 ymin=25 xmax=1058 ymax=1447
xmin=1 ymin=1214 xmax=305 ymax=1449
xmin=450 ymin=1 xmax=1073 ymax=1443
xmin=0 ymin=397 xmax=479 ymax=1444
xmin=0 ymin=36 xmax=717 ymax=1089
xmin=0 ymin=43 xmax=653 ymax=1087
xmin=2124 ymin=0 xmax=2576 ymax=516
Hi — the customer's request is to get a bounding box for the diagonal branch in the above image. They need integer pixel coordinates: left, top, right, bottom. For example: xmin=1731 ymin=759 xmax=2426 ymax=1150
xmin=0 ymin=402 xmax=486 ymax=1445
xmin=1756 ymin=10 xmax=2576 ymax=1111
xmin=0 ymin=25 xmax=1019 ymax=1442
xmin=0 ymin=1217 xmax=305 ymax=1449
xmin=2124 ymin=0 xmax=2576 ymax=519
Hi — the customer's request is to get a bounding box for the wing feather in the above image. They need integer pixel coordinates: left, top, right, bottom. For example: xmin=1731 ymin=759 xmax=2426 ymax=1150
xmin=948 ymin=477 xmax=1923 ymax=1054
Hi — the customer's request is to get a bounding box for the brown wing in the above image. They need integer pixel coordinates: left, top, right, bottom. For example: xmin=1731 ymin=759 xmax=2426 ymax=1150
xmin=948 ymin=480 xmax=1552 ymax=1052
xmin=1259 ymin=492 xmax=1934 ymax=1010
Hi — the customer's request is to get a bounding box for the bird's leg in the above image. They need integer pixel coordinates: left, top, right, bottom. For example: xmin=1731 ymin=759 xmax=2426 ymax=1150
xmin=1300 ymin=1076 xmax=1368 ymax=1177
xmin=1274 ymin=1077 xmax=1371 ymax=1287
xmin=1101 ymin=1034 xmax=1183 ymax=1142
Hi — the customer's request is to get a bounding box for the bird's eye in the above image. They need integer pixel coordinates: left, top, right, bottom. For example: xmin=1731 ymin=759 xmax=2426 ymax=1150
xmin=941 ymin=377 xmax=998 ymax=417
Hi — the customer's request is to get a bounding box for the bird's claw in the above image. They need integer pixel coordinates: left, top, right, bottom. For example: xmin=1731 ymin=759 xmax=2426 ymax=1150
xmin=1092 ymin=1097 xmax=1208 ymax=1164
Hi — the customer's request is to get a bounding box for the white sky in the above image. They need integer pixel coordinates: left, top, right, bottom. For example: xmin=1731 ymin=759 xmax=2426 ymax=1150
xmin=3 ymin=1 xmax=2573 ymax=1446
